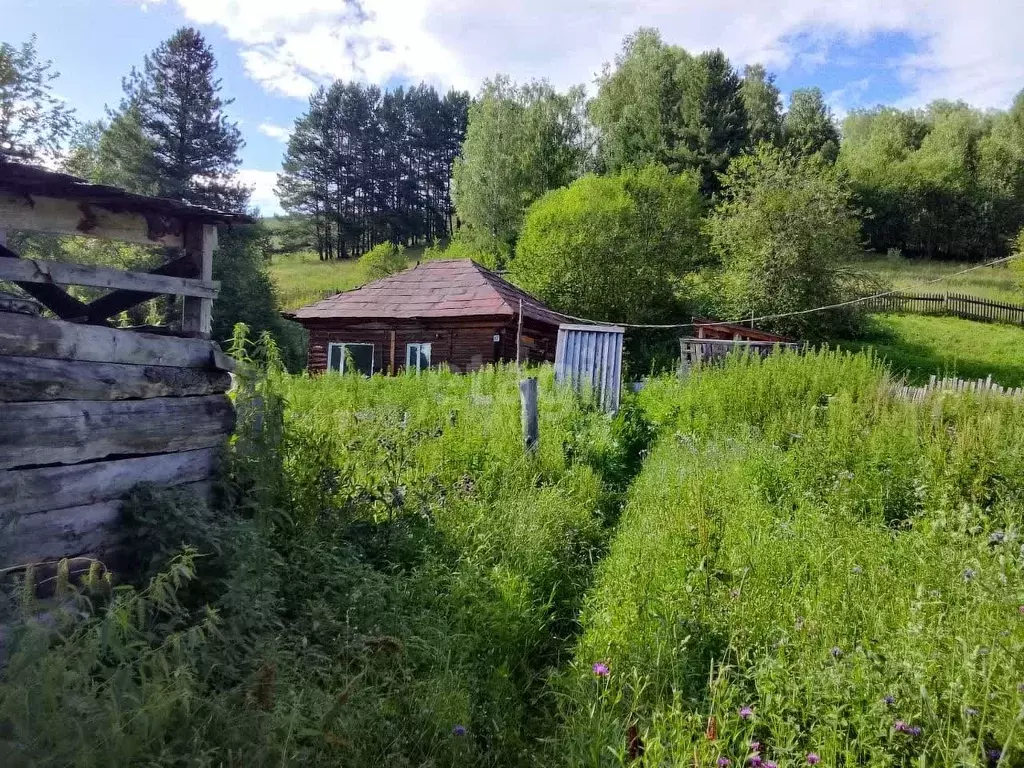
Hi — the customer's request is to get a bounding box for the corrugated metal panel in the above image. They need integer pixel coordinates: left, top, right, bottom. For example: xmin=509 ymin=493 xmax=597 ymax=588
xmin=554 ymin=324 xmax=624 ymax=412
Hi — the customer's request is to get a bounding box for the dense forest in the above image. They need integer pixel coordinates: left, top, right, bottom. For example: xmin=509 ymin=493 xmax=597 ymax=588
xmin=277 ymin=84 xmax=468 ymax=260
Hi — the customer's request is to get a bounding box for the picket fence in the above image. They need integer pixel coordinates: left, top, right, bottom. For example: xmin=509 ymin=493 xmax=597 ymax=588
xmin=893 ymin=374 xmax=1024 ymax=402
xmin=865 ymin=292 xmax=1024 ymax=326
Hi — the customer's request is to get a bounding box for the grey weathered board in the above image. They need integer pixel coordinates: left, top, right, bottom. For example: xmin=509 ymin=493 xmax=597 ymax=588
xmin=0 ymin=256 xmax=219 ymax=299
xmin=0 ymin=312 xmax=234 ymax=369
xmin=0 ymin=447 xmax=220 ymax=517
xmin=0 ymin=355 xmax=232 ymax=401
xmin=0 ymin=481 xmax=211 ymax=566
xmin=554 ymin=324 xmax=625 ymax=412
xmin=0 ymin=395 xmax=234 ymax=469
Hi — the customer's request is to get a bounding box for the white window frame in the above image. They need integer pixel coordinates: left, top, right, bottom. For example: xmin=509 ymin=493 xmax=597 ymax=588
xmin=327 ymin=342 xmax=374 ymax=375
xmin=405 ymin=342 xmax=432 ymax=373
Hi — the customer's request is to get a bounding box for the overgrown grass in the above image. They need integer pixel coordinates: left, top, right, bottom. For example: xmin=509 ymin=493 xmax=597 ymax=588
xmin=861 ymin=254 xmax=1021 ymax=304
xmin=4 ymin=348 xmax=1023 ymax=766
xmin=554 ymin=349 xmax=1024 ymax=766
xmin=844 ymin=313 xmax=1024 ymax=387
xmin=269 ymin=248 xmax=423 ymax=309
xmin=0 ymin=360 xmax=645 ymax=767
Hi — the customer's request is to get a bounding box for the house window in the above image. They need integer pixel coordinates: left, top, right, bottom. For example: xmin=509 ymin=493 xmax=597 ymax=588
xmin=327 ymin=342 xmax=374 ymax=376
xmin=406 ymin=342 xmax=431 ymax=373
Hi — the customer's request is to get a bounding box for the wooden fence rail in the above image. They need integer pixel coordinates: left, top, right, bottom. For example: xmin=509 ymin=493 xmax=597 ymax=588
xmin=864 ymin=291 xmax=1024 ymax=326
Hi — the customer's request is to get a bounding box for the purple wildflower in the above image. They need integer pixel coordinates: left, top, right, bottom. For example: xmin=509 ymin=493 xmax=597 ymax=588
xmin=894 ymin=720 xmax=908 ymax=733
xmin=739 ymin=706 xmax=754 ymax=720
xmin=1018 ymin=605 xmax=1024 ymax=616
xmin=987 ymin=748 xmax=1002 ymax=762
xmin=909 ymin=726 xmax=922 ymax=737
xmin=807 ymin=753 xmax=821 ymax=765
xmin=730 ymin=588 xmax=741 ymax=599
xmin=592 ymin=662 xmax=610 ymax=678
xmin=831 ymin=646 xmax=843 ymax=659
xmin=883 ymin=694 xmax=896 ymax=706
xmin=765 ymin=763 xmax=778 ymax=768
xmin=749 ymin=741 xmax=761 ymax=752
xmin=990 ymin=530 xmax=1005 ymax=545
xmin=718 ymin=758 xmax=732 ymax=767
xmin=452 ymin=724 xmax=467 ymax=737
xmin=749 ymin=756 xmax=763 ymax=767
xmin=963 ymin=568 xmax=977 ymax=582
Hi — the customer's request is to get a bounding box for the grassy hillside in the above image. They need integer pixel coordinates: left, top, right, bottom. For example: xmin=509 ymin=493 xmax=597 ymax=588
xmin=845 ymin=313 xmax=1024 ymax=387
xmin=269 ymin=248 xmax=424 ymax=310
xmin=860 ymin=254 xmax=1020 ymax=304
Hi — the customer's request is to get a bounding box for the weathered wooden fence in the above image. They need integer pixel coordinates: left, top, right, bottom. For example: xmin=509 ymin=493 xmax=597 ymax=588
xmin=893 ymin=374 xmax=1024 ymax=402
xmin=864 ymin=292 xmax=1024 ymax=326
xmin=679 ymin=337 xmax=801 ymax=374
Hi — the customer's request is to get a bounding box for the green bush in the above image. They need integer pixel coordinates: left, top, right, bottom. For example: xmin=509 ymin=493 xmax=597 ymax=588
xmin=706 ymin=145 xmax=870 ymax=340
xmin=358 ymin=241 xmax=408 ymax=281
xmin=510 ymin=164 xmax=705 ymax=323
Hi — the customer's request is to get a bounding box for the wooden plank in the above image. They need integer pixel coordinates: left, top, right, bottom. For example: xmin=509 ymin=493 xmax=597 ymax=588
xmin=0 ymin=312 xmax=233 ymax=369
xmin=0 ymin=355 xmax=233 ymax=401
xmin=0 ymin=192 xmax=184 ymax=247
xmin=0 ymin=256 xmax=218 ymax=299
xmin=0 ymin=242 xmax=96 ymax=320
xmin=0 ymin=481 xmax=212 ymax=567
xmin=0 ymin=447 xmax=219 ymax=516
xmin=0 ymin=395 xmax=234 ymax=469
xmin=84 ymin=254 xmax=196 ymax=321
xmin=181 ymin=223 xmax=215 ymax=338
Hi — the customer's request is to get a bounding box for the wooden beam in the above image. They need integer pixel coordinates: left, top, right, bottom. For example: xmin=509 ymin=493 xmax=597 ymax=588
xmin=0 ymin=192 xmax=184 ymax=247
xmin=0 ymin=255 xmax=219 ymax=299
xmin=83 ymin=253 xmax=196 ymax=321
xmin=0 ymin=395 xmax=235 ymax=470
xmin=182 ymin=222 xmax=216 ymax=338
xmin=0 ymin=243 xmax=95 ymax=321
xmin=0 ymin=447 xmax=220 ymax=517
xmin=0 ymin=312 xmax=234 ymax=369
xmin=0 ymin=356 xmax=233 ymax=402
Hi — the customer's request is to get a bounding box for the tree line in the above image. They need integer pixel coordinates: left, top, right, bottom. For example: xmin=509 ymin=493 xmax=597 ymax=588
xmin=276 ymin=83 xmax=468 ymax=260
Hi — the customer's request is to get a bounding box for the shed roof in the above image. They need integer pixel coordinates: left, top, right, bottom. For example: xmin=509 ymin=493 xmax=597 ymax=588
xmin=287 ymin=259 xmax=567 ymax=327
xmin=0 ymin=162 xmax=252 ymax=225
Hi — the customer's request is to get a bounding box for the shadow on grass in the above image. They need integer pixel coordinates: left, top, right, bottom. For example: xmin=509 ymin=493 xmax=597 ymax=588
xmin=840 ymin=315 xmax=1024 ymax=387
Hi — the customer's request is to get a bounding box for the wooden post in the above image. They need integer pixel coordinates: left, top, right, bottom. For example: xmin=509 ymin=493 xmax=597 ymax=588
xmin=519 ymin=377 xmax=538 ymax=453
xmin=516 ymin=298 xmax=523 ymax=367
xmin=182 ymin=222 xmax=216 ymax=338
xmin=389 ymin=330 xmax=397 ymax=375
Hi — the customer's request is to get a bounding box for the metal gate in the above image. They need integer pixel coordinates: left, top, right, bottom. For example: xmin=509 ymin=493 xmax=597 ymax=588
xmin=554 ymin=324 xmax=624 ymax=412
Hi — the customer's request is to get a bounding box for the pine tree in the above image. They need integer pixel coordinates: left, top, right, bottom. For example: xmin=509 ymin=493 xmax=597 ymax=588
xmin=0 ymin=34 xmax=75 ymax=164
xmin=784 ymin=88 xmax=840 ymax=163
xmin=675 ymin=50 xmax=748 ymax=196
xmin=124 ymin=27 xmax=247 ymax=211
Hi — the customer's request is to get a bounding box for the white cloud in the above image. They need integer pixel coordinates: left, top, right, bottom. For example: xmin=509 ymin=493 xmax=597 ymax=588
xmin=826 ymin=77 xmax=872 ymax=121
xmin=137 ymin=0 xmax=1024 ymax=109
xmin=258 ymin=121 xmax=291 ymax=142
xmin=235 ymin=169 xmax=281 ymax=215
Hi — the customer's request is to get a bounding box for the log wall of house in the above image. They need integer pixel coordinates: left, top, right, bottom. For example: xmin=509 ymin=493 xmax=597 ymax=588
xmin=0 ymin=309 xmax=235 ymax=569
xmin=304 ymin=317 xmax=558 ymax=375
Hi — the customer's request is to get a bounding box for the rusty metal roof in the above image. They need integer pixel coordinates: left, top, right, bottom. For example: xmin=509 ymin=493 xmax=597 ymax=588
xmin=287 ymin=259 xmax=567 ymax=326
xmin=0 ymin=161 xmax=252 ymax=224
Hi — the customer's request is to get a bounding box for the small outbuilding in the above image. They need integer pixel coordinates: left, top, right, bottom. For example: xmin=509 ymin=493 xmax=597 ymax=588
xmin=287 ymin=259 xmax=565 ymax=375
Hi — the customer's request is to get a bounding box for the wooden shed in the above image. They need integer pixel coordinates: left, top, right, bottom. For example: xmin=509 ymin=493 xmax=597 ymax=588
xmin=286 ymin=259 xmax=565 ymax=375
xmin=0 ymin=163 xmax=245 ymax=573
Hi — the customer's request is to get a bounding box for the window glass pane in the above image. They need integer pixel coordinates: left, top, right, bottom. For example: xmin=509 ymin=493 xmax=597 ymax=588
xmin=418 ymin=343 xmax=431 ymax=370
xmin=406 ymin=343 xmax=418 ymax=369
xmin=328 ymin=344 xmax=343 ymax=372
xmin=347 ymin=344 xmax=374 ymax=376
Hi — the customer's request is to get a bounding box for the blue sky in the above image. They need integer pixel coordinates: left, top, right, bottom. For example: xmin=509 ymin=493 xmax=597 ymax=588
xmin=7 ymin=0 xmax=1024 ymax=214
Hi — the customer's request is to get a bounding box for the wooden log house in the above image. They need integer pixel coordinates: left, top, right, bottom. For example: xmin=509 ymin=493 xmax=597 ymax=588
xmin=0 ymin=163 xmax=246 ymax=573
